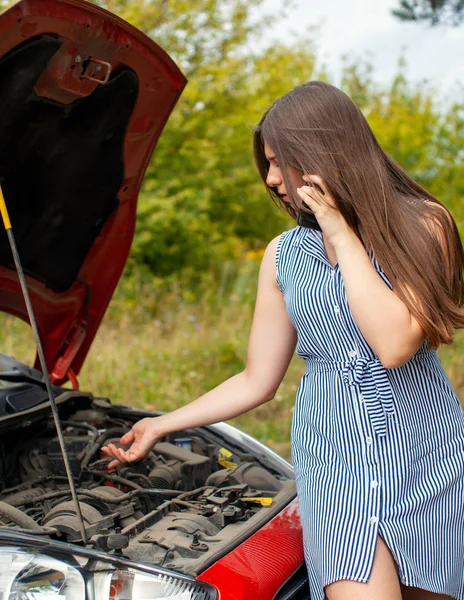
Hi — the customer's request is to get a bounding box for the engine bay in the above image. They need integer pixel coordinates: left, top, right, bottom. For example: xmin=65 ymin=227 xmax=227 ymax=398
xmin=0 ymin=392 xmax=295 ymax=574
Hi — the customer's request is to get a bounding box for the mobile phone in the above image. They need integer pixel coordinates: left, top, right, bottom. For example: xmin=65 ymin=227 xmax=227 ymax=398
xmin=297 ymin=200 xmax=322 ymax=231
xmin=297 ymin=181 xmax=324 ymax=231
xmin=297 ymin=211 xmax=321 ymax=231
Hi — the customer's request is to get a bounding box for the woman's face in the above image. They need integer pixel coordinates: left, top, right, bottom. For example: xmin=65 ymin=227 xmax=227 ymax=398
xmin=264 ymin=141 xmax=305 ymax=206
xmin=264 ymin=142 xmax=290 ymax=203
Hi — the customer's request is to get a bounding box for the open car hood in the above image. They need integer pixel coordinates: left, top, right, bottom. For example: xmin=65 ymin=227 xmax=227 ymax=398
xmin=0 ymin=0 xmax=186 ymax=384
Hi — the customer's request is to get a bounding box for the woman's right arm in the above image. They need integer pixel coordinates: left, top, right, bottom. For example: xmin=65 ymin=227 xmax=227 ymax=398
xmin=102 ymin=235 xmax=297 ymax=467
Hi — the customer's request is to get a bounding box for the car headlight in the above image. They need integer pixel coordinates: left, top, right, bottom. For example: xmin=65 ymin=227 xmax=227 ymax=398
xmin=0 ymin=548 xmax=85 ymax=599
xmin=94 ymin=570 xmax=202 ymax=600
xmin=0 ymin=547 xmax=217 ymax=600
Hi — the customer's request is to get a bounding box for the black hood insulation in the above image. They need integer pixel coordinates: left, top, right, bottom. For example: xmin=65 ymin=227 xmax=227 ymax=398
xmin=0 ymin=36 xmax=139 ymax=292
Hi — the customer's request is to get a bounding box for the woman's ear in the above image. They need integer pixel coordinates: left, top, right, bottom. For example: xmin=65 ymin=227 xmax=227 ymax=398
xmin=302 ymin=174 xmax=326 ymax=196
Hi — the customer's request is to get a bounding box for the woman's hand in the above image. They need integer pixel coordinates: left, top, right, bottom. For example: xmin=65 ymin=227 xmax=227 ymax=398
xmin=101 ymin=417 xmax=164 ymax=469
xmin=296 ymin=174 xmax=352 ymax=246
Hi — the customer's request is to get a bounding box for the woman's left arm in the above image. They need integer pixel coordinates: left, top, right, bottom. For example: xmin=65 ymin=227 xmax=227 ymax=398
xmin=297 ymin=176 xmax=426 ymax=369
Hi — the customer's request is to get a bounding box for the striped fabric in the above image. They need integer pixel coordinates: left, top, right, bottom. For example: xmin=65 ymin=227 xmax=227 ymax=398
xmin=277 ymin=226 xmax=464 ymax=599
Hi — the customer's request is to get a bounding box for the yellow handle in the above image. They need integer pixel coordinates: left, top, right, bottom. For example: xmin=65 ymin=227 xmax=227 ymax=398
xmin=0 ymin=186 xmax=11 ymax=229
xmin=241 ymin=497 xmax=273 ymax=507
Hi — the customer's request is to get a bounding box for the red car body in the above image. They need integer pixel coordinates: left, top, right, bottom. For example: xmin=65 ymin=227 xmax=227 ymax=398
xmin=198 ymin=499 xmax=304 ymax=598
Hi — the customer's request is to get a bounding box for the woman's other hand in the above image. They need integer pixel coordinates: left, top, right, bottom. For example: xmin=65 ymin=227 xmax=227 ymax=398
xmin=101 ymin=417 xmax=164 ymax=469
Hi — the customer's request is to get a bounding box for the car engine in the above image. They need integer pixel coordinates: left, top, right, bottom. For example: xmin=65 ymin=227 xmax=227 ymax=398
xmin=0 ymin=394 xmax=295 ymax=574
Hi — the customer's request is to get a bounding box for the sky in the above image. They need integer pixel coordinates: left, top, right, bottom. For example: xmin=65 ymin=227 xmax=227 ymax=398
xmin=260 ymin=0 xmax=464 ymax=100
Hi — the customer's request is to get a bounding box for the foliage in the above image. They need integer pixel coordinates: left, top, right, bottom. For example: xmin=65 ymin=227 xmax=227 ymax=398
xmin=392 ymin=0 xmax=464 ymax=26
xmin=344 ymin=62 xmax=464 ymax=232
xmin=129 ymin=40 xmax=314 ymax=280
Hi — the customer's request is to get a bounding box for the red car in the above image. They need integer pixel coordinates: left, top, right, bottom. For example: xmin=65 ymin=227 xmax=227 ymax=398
xmin=0 ymin=0 xmax=306 ymax=598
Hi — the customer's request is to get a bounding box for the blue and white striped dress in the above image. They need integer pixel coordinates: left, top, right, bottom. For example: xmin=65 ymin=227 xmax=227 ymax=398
xmin=277 ymin=225 xmax=464 ymax=599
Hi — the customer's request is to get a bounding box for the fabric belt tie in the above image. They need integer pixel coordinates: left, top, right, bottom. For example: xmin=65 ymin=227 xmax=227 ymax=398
xmin=342 ymin=357 xmax=395 ymax=437
xmin=306 ymin=357 xmax=396 ymax=437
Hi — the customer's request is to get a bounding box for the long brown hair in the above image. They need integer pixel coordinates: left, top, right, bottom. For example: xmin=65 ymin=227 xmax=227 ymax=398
xmin=254 ymin=81 xmax=464 ymax=348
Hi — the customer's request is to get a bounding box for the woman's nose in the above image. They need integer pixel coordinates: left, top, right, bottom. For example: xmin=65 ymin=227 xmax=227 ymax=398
xmin=266 ymin=170 xmax=281 ymax=188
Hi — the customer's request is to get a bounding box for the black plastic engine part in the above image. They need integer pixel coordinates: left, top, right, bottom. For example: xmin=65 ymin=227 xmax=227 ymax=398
xmin=48 ymin=435 xmax=90 ymax=478
xmin=91 ymin=531 xmax=130 ymax=552
xmin=148 ymin=462 xmax=179 ymax=489
xmin=205 ymin=462 xmax=283 ymax=492
xmin=154 ymin=442 xmax=212 ymax=491
xmin=18 ymin=444 xmax=50 ymax=481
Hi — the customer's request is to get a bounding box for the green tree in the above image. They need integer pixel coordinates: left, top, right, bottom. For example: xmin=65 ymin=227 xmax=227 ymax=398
xmin=392 ymin=0 xmax=464 ymax=26
xmin=131 ymin=40 xmax=316 ymax=279
xmin=341 ymin=58 xmax=463 ymax=233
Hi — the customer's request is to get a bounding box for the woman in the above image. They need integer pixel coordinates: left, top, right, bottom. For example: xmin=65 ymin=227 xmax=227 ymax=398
xmin=102 ymin=81 xmax=464 ymax=600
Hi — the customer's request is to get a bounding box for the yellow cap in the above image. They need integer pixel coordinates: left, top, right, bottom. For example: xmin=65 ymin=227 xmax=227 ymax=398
xmin=241 ymin=497 xmax=273 ymax=507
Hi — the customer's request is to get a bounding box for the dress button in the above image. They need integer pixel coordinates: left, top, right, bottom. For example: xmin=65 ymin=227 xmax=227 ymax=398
xmin=331 ymin=270 xmax=336 ymax=278
xmin=366 ymin=437 xmax=373 ymax=445
xmin=348 ymin=350 xmax=357 ymax=358
xmin=359 ymin=394 xmax=364 ymax=402
xmin=369 ymin=516 xmax=378 ymax=525
xmin=371 ymin=480 xmax=379 ymax=488
xmin=334 ymin=305 xmax=340 ymax=314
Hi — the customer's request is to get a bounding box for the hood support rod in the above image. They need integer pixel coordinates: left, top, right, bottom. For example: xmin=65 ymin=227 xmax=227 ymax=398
xmin=0 ymin=185 xmax=87 ymax=545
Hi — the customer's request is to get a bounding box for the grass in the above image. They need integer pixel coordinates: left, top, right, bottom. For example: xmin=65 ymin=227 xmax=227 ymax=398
xmin=2 ymin=264 xmax=463 ymax=461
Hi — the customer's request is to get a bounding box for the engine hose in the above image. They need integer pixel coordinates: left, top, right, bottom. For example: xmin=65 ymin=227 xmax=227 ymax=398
xmin=0 ymin=525 xmax=58 ymax=536
xmin=78 ymin=488 xmax=181 ymax=503
xmin=80 ymin=427 xmax=128 ymax=471
xmin=0 ymin=475 xmax=54 ymax=496
xmin=0 ymin=501 xmax=47 ymax=532
xmin=61 ymin=421 xmax=99 ymax=438
xmin=79 ymin=441 xmax=102 ymax=472
xmin=172 ymin=499 xmax=201 ymax=510
xmin=85 ymin=469 xmax=142 ymax=490
xmin=127 ymin=472 xmax=154 ymax=487
xmin=61 ymin=421 xmax=99 ymax=462
xmin=177 ymin=486 xmax=208 ymax=500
